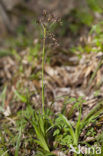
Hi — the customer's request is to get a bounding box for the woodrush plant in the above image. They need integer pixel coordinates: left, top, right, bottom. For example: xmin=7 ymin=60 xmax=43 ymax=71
xmin=29 ymin=11 xmax=61 ymax=153
xmin=18 ymin=11 xmax=61 ymax=153
xmin=12 ymin=11 xmax=61 ymax=155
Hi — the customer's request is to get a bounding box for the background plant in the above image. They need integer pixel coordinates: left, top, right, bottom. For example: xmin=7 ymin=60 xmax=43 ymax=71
xmin=53 ymin=98 xmax=103 ymax=155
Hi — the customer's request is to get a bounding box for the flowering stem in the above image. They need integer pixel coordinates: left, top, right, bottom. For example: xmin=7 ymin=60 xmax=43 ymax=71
xmin=42 ymin=25 xmax=46 ymax=115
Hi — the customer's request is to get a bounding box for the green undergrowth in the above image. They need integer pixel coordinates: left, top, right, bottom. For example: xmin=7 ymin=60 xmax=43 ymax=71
xmin=0 ymin=90 xmax=103 ymax=155
xmin=71 ymin=21 xmax=103 ymax=57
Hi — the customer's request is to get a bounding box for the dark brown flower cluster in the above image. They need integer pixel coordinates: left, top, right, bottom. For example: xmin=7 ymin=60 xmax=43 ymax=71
xmin=38 ymin=10 xmax=61 ymax=29
xmin=36 ymin=10 xmax=62 ymax=48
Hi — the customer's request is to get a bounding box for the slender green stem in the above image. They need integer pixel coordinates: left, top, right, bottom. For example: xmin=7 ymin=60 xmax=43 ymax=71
xmin=42 ymin=26 xmax=46 ymax=115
